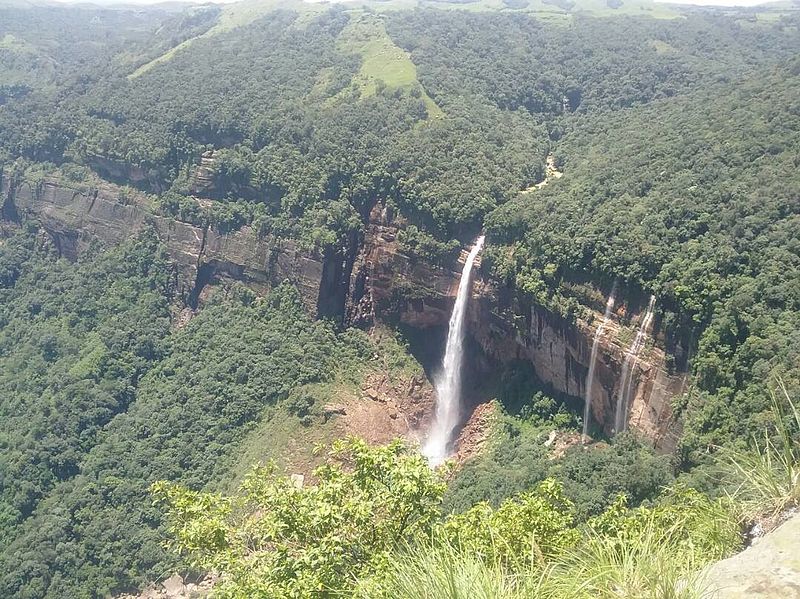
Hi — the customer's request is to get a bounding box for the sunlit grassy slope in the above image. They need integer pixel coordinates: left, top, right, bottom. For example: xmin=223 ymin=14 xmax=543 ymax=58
xmin=336 ymin=12 xmax=444 ymax=117
xmin=225 ymin=327 xmax=427 ymax=490
xmin=0 ymin=33 xmax=55 ymax=87
xmin=130 ymin=0 xmax=324 ymax=78
xmin=130 ymin=0 xmax=684 ymax=79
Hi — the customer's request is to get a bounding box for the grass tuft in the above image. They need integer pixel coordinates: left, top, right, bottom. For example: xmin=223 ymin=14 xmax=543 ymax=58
xmin=719 ymin=380 xmax=800 ymax=524
xmin=370 ymin=509 xmax=726 ymax=599
xmin=537 ymin=524 xmax=709 ymax=599
xmin=371 ymin=538 xmax=519 ymax=599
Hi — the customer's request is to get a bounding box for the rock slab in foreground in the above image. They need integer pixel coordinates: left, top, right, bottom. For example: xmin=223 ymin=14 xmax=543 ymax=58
xmin=703 ymin=514 xmax=800 ymax=598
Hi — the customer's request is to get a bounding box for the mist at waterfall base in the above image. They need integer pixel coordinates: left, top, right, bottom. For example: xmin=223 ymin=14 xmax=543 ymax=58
xmin=423 ymin=236 xmax=485 ymax=467
xmin=582 ymin=284 xmax=617 ymax=442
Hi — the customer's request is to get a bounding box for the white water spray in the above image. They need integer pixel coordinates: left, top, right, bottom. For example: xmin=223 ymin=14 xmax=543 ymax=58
xmin=614 ymin=295 xmax=656 ymax=433
xmin=423 ymin=235 xmax=485 ymax=467
xmin=582 ymin=284 xmax=617 ymax=443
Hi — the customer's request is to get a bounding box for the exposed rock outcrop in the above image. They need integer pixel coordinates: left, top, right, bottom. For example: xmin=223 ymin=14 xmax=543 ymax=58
xmin=188 ymin=151 xmax=217 ymax=197
xmin=1 ymin=174 xmax=326 ymax=313
xmin=348 ymin=202 xmax=462 ymax=328
xmin=702 ymin=513 xmax=800 ymax=598
xmin=115 ymin=573 xmax=215 ymax=599
xmin=85 ymin=154 xmax=164 ymax=191
xmin=1 ymin=175 xmax=687 ymax=444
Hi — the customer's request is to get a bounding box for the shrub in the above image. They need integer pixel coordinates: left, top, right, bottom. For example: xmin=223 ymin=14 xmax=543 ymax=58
xmin=443 ymin=479 xmax=580 ymax=570
xmin=153 ymin=439 xmax=446 ymax=598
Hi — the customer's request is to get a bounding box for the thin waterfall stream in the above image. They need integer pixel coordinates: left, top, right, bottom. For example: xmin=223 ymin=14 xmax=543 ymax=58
xmin=423 ymin=235 xmax=485 ymax=467
xmin=614 ymin=295 xmax=656 ymax=433
xmin=582 ymin=284 xmax=617 ymax=443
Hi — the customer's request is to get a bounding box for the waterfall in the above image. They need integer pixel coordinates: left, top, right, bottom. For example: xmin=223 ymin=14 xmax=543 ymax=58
xmin=614 ymin=295 xmax=656 ymax=433
xmin=423 ymin=235 xmax=485 ymax=467
xmin=582 ymin=284 xmax=617 ymax=442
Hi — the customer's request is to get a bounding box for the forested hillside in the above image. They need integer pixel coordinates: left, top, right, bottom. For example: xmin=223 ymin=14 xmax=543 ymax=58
xmin=0 ymin=230 xmax=385 ymax=596
xmin=1 ymin=0 xmax=799 ymax=596
xmin=485 ymin=64 xmax=800 ymax=466
xmin=4 ymin=5 xmax=798 ymax=245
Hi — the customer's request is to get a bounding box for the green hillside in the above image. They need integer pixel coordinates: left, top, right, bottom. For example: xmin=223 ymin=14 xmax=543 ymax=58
xmin=0 ymin=0 xmax=799 ymax=596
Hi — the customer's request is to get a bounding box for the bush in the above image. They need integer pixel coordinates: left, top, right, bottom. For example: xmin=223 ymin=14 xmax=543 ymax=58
xmin=443 ymin=479 xmax=580 ymax=570
xmin=154 ymin=439 xmax=446 ymax=598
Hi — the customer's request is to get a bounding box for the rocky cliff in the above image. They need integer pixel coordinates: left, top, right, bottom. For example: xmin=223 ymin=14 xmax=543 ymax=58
xmin=1 ymin=173 xmax=687 ymax=446
xmin=472 ymin=292 xmax=685 ymax=449
xmin=0 ymin=172 xmax=327 ymax=314
xmin=350 ymin=202 xmax=687 ymax=449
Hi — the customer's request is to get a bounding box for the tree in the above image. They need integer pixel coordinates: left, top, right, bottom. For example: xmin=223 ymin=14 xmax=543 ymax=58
xmin=153 ymin=438 xmax=446 ymax=598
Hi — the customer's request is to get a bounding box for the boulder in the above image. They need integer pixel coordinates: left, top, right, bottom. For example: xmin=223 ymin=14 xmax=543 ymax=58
xmin=162 ymin=574 xmax=185 ymax=598
xmin=702 ymin=513 xmax=800 ymax=598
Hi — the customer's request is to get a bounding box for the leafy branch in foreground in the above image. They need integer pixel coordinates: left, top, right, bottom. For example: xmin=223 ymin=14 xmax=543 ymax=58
xmin=153 ymin=438 xmax=446 ymax=598
xmin=155 ymin=440 xmax=741 ymax=599
xmin=442 ymin=478 xmax=581 ymax=571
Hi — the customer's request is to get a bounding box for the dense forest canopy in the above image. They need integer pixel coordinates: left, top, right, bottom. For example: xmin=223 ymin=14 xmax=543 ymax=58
xmin=3 ymin=4 xmax=797 ymax=244
xmin=0 ymin=230 xmax=381 ymax=597
xmin=1 ymin=0 xmax=799 ymax=596
xmin=485 ymin=65 xmax=800 ymax=462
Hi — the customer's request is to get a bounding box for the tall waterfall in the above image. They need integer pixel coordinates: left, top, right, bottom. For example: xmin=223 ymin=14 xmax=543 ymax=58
xmin=582 ymin=284 xmax=617 ymax=442
xmin=423 ymin=235 xmax=485 ymax=467
xmin=614 ymin=295 xmax=656 ymax=433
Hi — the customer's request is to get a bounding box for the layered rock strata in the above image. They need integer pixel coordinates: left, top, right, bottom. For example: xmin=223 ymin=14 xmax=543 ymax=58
xmin=351 ymin=201 xmax=687 ymax=449
xmin=1 ymin=175 xmax=687 ymax=445
xmin=1 ymin=174 xmax=326 ymax=314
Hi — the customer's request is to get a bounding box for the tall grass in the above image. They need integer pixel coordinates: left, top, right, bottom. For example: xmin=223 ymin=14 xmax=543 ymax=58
xmin=719 ymin=380 xmax=800 ymax=523
xmin=536 ymin=523 xmax=710 ymax=599
xmin=370 ymin=519 xmax=719 ymax=599
xmin=370 ymin=538 xmax=520 ymax=599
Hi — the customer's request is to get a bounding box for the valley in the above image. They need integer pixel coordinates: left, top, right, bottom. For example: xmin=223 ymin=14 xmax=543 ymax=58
xmin=0 ymin=0 xmax=799 ymax=596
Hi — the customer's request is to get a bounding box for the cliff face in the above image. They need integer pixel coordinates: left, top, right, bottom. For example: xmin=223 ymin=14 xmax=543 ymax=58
xmin=470 ymin=295 xmax=685 ymax=449
xmin=349 ymin=202 xmax=686 ymax=449
xmin=1 ymin=175 xmax=686 ymax=446
xmin=346 ymin=202 xmax=465 ymax=328
xmin=1 ymin=174 xmax=327 ymax=314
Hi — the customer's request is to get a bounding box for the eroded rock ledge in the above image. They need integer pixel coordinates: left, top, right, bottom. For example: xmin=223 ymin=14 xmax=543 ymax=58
xmin=1 ymin=173 xmax=325 ymax=313
xmin=352 ymin=202 xmax=687 ymax=450
xmin=0 ymin=173 xmax=687 ymax=446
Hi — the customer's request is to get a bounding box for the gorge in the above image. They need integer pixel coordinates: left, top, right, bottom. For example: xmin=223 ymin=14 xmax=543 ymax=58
xmin=2 ymin=3 xmax=799 ymax=595
xmin=0 ymin=169 xmax=687 ymax=450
